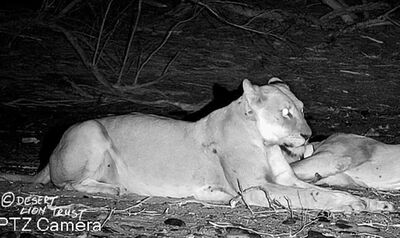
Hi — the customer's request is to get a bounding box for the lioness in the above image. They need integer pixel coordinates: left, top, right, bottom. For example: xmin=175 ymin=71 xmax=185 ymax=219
xmin=292 ymin=133 xmax=400 ymax=191
xmin=1 ymin=79 xmax=393 ymax=212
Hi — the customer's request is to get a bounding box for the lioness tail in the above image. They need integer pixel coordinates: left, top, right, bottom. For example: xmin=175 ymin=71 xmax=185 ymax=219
xmin=0 ymin=165 xmax=50 ymax=184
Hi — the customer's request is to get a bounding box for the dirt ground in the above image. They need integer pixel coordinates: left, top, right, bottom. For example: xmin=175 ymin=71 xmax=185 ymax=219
xmin=0 ymin=0 xmax=400 ymax=237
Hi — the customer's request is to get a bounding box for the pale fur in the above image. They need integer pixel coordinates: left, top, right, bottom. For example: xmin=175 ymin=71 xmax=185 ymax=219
xmin=1 ymin=79 xmax=394 ymax=212
xmin=292 ymin=133 xmax=400 ymax=191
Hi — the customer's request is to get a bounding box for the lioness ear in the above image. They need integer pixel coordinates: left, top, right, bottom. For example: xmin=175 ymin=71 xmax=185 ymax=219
xmin=268 ymin=77 xmax=290 ymax=89
xmin=242 ymin=79 xmax=259 ymax=120
xmin=242 ymin=79 xmax=260 ymax=104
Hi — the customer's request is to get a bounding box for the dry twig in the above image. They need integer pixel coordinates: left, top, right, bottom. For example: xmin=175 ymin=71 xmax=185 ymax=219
xmin=56 ymin=0 xmax=84 ymax=19
xmin=115 ymin=197 xmax=151 ymax=212
xmin=117 ymin=0 xmax=142 ymax=85
xmin=47 ymin=23 xmax=117 ymax=92
xmin=189 ymin=0 xmax=284 ymax=41
xmin=176 ymin=199 xmax=233 ymax=208
xmin=320 ymin=2 xmax=388 ymax=22
xmin=236 ymin=179 xmax=254 ymax=214
xmin=133 ymin=7 xmax=201 ymax=84
xmin=92 ymin=0 xmax=114 ymax=66
xmin=343 ymin=4 xmax=400 ymax=31
xmin=101 ymin=207 xmax=116 ymax=229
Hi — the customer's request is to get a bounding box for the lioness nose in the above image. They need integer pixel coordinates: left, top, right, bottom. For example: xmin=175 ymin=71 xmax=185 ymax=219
xmin=301 ymin=133 xmax=311 ymax=141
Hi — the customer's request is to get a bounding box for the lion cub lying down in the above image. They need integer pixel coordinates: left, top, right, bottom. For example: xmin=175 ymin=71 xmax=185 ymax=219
xmin=292 ymin=133 xmax=400 ymax=191
xmin=1 ymin=79 xmax=393 ymax=212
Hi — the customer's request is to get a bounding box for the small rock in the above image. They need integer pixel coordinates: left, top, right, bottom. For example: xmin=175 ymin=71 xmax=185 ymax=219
xmin=164 ymin=218 xmax=185 ymax=227
xmin=282 ymin=217 xmax=297 ymax=225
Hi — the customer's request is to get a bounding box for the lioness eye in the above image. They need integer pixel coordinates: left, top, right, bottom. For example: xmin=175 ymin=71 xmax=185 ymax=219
xmin=282 ymin=108 xmax=290 ymax=118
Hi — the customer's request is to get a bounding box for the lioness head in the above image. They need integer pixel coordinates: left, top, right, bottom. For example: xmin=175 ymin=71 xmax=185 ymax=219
xmin=242 ymin=78 xmax=312 ymax=149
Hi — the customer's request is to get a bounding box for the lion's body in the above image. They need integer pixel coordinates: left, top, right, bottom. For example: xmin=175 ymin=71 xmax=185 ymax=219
xmin=292 ymin=133 xmax=400 ymax=191
xmin=47 ymin=114 xmax=235 ymax=199
xmin=3 ymin=79 xmax=393 ymax=212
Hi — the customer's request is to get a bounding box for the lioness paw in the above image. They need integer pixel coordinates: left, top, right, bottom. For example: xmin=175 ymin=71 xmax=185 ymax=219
xmin=360 ymin=198 xmax=394 ymax=212
xmin=343 ymin=198 xmax=394 ymax=213
xmin=327 ymin=192 xmax=394 ymax=213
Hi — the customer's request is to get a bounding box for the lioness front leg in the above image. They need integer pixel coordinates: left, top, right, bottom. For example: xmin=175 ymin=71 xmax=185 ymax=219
xmin=242 ymin=182 xmax=393 ymax=212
